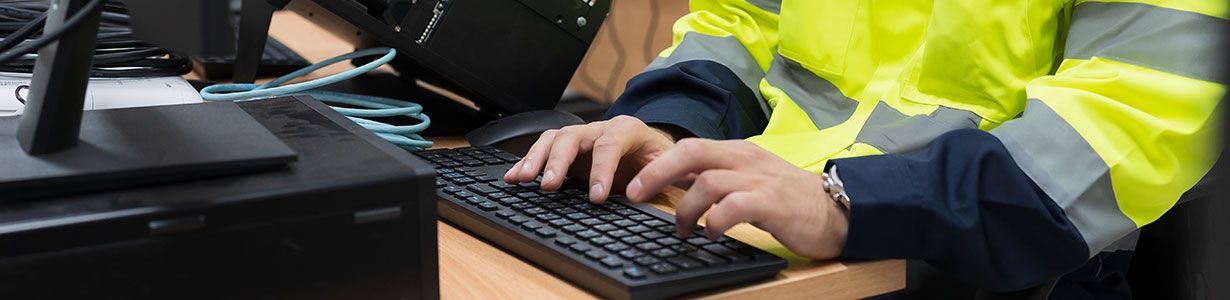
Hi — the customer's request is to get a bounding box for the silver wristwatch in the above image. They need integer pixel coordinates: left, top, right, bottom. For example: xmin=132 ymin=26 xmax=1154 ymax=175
xmin=821 ymin=165 xmax=851 ymax=211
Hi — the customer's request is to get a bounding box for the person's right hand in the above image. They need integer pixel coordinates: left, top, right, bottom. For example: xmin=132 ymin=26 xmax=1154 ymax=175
xmin=503 ymin=115 xmax=679 ymax=203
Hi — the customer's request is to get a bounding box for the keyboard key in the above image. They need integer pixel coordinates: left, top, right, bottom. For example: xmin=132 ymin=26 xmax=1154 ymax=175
xmin=667 ymin=256 xmax=703 ymax=270
xmin=468 ymin=183 xmax=500 ymax=194
xmin=462 ymin=159 xmax=483 ymax=166
xmin=566 ymin=212 xmax=590 ymax=220
xmin=511 ymin=202 xmax=535 ymax=210
xmin=562 ymin=224 xmax=587 ymax=233
xmin=576 ymin=230 xmax=602 ymax=239
xmin=442 ymin=172 xmax=464 ymax=179
xmin=634 ymin=256 xmax=661 ymax=266
xmin=604 ymin=242 xmax=630 ymax=252
xmin=523 ymin=207 xmax=547 ymax=215
xmin=593 ymin=224 xmax=618 ymax=232
xmin=495 ymin=210 xmax=515 ymax=219
xmin=554 ymin=237 xmax=578 ymax=246
xmin=656 ymin=237 xmax=682 ymax=246
xmin=435 ymin=178 xmax=447 ymax=187
xmin=478 ymin=201 xmax=499 ymax=211
xmin=497 ymin=197 xmax=522 ymax=205
xmin=508 ymin=215 xmax=530 ymax=224
xmin=635 ymin=242 xmax=662 ymax=251
xmin=521 ymin=221 xmax=544 ymax=230
xmin=652 ymin=248 xmax=679 ymax=258
xmin=643 ymin=220 xmax=668 ymax=227
xmin=535 ymin=228 xmax=557 ymax=237
xmin=623 ymin=266 xmax=647 ymax=279
xmin=620 ymin=236 xmax=648 ymax=245
xmin=569 ymin=243 xmax=591 ymax=253
xmin=454 ymin=177 xmax=476 ymax=184
xmin=443 ymin=185 xmax=463 ymax=193
xmin=615 ymin=208 xmax=639 ymax=216
xmin=610 ymin=219 xmax=636 ymax=227
xmin=562 ymin=188 xmax=586 ymax=196
xmin=535 ymin=213 xmax=561 ymax=221
xmin=493 ymin=152 xmax=520 ymax=162
xmin=490 ymin=192 xmax=512 ymax=199
xmin=600 ymin=256 xmax=623 ymax=268
xmin=585 ymin=250 xmax=606 ymax=260
xmin=629 ymin=214 xmax=654 ymax=221
xmin=686 ymin=236 xmax=715 ymax=246
xmin=590 ymin=236 xmax=616 ymax=245
xmin=464 ymin=170 xmax=486 ymax=177
xmin=650 ymin=263 xmax=679 ymax=274
xmin=668 ymin=244 xmax=698 ymax=253
xmin=599 ymin=214 xmax=624 ymax=222
xmin=702 ymin=244 xmax=750 ymax=262
xmin=688 ymin=250 xmax=728 ymax=265
xmin=627 ymin=225 xmax=652 ymax=233
xmin=490 ymin=181 xmax=515 ymax=189
xmin=580 ymin=218 xmax=604 ymax=226
xmin=516 ymin=192 xmax=540 ymax=199
xmin=464 ymin=196 xmax=484 ymax=205
xmin=618 ymin=249 xmax=644 ymax=259
xmin=641 ymin=231 xmax=666 ymax=239
xmin=547 ymin=219 xmax=574 ymax=227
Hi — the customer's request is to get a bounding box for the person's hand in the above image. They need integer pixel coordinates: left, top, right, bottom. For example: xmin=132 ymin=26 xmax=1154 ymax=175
xmin=624 ymin=138 xmax=850 ymax=259
xmin=503 ymin=115 xmax=679 ymax=202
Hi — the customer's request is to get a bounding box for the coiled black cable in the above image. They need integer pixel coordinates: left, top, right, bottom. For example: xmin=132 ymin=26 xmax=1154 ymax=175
xmin=0 ymin=0 xmax=191 ymax=77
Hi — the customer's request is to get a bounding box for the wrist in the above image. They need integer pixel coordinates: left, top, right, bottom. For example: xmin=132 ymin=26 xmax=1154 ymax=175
xmin=650 ymin=124 xmax=693 ymax=142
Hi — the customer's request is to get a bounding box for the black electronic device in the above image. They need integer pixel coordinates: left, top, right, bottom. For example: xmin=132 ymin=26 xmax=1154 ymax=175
xmin=466 ymin=110 xmax=585 ymax=156
xmin=282 ymin=0 xmax=610 ymax=117
xmin=192 ymin=36 xmax=312 ymax=79
xmin=0 ymin=0 xmax=297 ymax=201
xmin=414 ymin=147 xmax=787 ymax=300
xmin=0 ymin=96 xmax=439 ymax=299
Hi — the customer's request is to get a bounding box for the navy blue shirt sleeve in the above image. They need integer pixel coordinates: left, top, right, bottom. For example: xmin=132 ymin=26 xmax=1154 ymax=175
xmin=604 ymin=60 xmax=768 ymax=140
xmin=830 ymin=129 xmax=1091 ymax=292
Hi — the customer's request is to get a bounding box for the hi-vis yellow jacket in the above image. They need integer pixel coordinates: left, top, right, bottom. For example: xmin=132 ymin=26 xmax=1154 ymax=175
xmin=605 ymin=0 xmax=1224 ymax=291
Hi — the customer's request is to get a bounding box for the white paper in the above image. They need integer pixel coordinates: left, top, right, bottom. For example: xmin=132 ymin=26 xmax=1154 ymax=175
xmin=0 ymin=73 xmax=203 ymax=116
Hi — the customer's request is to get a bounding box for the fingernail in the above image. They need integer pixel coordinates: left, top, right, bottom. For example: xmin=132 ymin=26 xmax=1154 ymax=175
xmin=627 ymin=178 xmax=642 ymax=200
xmin=521 ymin=158 xmax=533 ymax=172
xmin=589 ymin=183 xmax=604 ymax=202
xmin=543 ymin=170 xmax=556 ymax=183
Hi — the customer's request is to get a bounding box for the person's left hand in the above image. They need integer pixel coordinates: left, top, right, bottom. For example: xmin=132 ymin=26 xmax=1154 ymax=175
xmin=623 ymin=138 xmax=850 ymax=259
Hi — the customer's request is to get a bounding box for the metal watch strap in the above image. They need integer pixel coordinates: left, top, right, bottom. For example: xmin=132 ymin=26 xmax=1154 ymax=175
xmin=822 ymin=166 xmax=851 ymax=211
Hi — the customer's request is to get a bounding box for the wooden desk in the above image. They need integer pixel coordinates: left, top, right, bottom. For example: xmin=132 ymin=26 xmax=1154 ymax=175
xmin=209 ymin=12 xmax=906 ymax=299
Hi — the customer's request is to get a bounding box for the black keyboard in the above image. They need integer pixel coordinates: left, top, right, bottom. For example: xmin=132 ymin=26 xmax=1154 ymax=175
xmin=414 ymin=146 xmax=787 ymax=300
xmin=191 ymin=37 xmax=312 ymax=79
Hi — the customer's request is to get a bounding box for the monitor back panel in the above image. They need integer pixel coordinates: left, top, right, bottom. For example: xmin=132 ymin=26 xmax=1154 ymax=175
xmin=288 ymin=0 xmax=611 ymax=115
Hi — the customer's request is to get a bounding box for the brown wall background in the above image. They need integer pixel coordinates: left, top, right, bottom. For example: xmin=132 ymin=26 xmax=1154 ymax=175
xmin=567 ymin=0 xmax=689 ymax=104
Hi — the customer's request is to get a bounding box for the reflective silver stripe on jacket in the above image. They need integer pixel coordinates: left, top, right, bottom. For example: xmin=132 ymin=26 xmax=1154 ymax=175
xmin=854 ymin=102 xmax=982 ymax=154
xmin=991 ymin=99 xmax=1138 ymax=257
xmin=645 ymin=32 xmax=771 ymax=117
xmin=1066 ymin=1 xmax=1229 ymax=82
xmin=763 ymin=54 xmax=858 ymax=130
xmin=746 ymin=0 xmax=781 ymax=14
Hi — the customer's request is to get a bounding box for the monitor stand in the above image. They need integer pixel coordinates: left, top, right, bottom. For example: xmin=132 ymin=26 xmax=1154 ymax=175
xmin=0 ymin=102 xmax=297 ymax=201
xmin=0 ymin=0 xmax=296 ymax=201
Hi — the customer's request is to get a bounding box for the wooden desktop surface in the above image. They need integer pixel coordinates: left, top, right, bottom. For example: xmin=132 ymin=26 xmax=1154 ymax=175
xmin=196 ymin=12 xmax=905 ymax=299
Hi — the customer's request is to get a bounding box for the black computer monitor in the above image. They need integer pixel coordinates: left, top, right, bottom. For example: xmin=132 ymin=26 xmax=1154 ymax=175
xmin=0 ymin=0 xmax=296 ymax=200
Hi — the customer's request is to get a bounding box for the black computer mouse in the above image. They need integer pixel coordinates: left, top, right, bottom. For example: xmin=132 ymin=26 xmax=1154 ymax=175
xmin=466 ymin=110 xmax=585 ymax=156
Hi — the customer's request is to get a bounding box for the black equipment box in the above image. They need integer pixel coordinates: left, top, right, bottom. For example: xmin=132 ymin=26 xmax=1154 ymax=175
xmin=285 ymin=0 xmax=610 ymax=116
xmin=0 ymin=96 xmax=438 ymax=299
